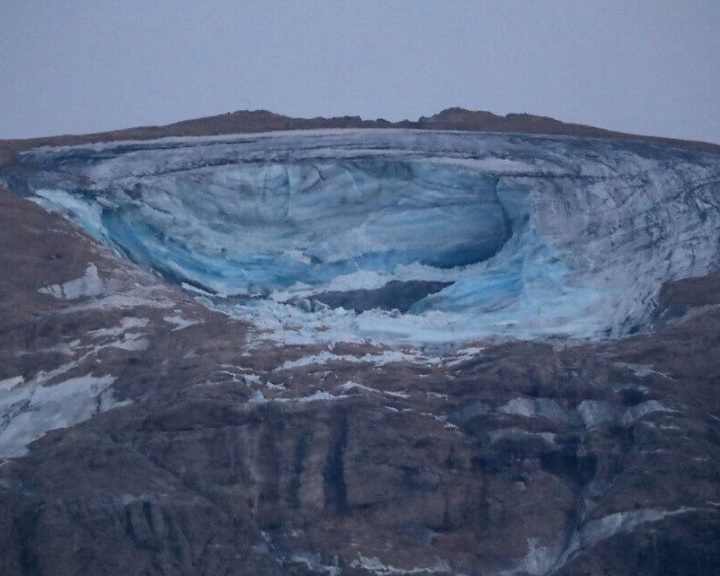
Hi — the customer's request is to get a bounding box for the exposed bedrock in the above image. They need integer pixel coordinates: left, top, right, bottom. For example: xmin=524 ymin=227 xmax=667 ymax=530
xmin=2 ymin=328 xmax=719 ymax=576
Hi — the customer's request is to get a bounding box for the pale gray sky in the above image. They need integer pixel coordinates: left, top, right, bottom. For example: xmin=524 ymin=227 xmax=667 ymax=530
xmin=1 ymin=0 xmax=718 ymax=143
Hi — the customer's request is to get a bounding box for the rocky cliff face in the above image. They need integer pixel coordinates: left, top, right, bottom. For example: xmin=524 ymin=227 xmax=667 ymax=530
xmin=1 ymin=115 xmax=720 ymax=575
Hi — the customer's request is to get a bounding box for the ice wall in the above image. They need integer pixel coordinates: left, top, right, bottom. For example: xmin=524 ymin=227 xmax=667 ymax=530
xmin=99 ymin=160 xmax=511 ymax=296
xmin=6 ymin=129 xmax=720 ymax=344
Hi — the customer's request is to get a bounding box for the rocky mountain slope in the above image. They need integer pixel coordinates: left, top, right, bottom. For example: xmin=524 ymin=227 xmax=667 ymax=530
xmin=1 ymin=110 xmax=719 ymax=575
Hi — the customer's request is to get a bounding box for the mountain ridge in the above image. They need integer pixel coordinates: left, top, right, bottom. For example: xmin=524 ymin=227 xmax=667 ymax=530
xmin=2 ymin=108 xmax=719 ymax=169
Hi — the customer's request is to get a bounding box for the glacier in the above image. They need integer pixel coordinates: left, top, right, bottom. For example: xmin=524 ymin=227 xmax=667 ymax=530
xmin=5 ymin=128 xmax=720 ymax=344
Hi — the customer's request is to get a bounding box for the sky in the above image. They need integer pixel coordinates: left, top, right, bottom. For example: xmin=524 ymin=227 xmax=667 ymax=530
xmin=1 ymin=0 xmax=719 ymax=143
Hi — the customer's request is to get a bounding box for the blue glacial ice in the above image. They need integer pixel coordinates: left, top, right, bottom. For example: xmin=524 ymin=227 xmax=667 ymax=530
xmin=7 ymin=129 xmax=720 ymax=344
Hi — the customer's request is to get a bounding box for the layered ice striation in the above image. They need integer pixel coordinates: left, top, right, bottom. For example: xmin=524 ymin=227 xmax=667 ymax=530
xmin=5 ymin=129 xmax=720 ymax=343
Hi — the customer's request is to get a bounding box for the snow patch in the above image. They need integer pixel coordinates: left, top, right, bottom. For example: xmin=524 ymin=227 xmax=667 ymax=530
xmin=286 ymin=552 xmax=340 ymax=576
xmin=445 ymin=346 xmax=485 ymax=366
xmin=577 ymin=400 xmax=673 ymax=428
xmin=109 ymin=334 xmax=149 ymax=351
xmin=498 ymin=537 xmax=563 ymax=576
xmin=277 ymin=349 xmax=434 ymax=371
xmin=498 ymin=398 xmax=576 ymax=425
xmin=0 ymin=377 xmax=24 ymax=392
xmin=59 ymin=293 xmax=176 ymax=312
xmin=501 ymin=507 xmax=697 ymax=575
xmin=86 ymin=316 xmax=150 ymax=351
xmin=163 ymin=313 xmax=200 ymax=330
xmin=0 ymin=371 xmax=128 ymax=458
xmin=554 ymin=508 xmax=696 ymax=572
xmin=243 ymin=373 xmax=262 ymax=386
xmin=350 ymin=555 xmax=450 ymax=575
xmin=39 ymin=263 xmax=105 ymax=300
xmin=248 ymin=390 xmax=347 ymax=405
xmin=87 ymin=317 xmax=149 ymax=338
xmin=615 ymin=362 xmax=672 ymax=379
xmin=294 ymin=391 xmax=347 ymax=403
xmin=497 ymin=397 xmax=673 ymax=429
xmin=339 ymin=381 xmax=410 ymax=399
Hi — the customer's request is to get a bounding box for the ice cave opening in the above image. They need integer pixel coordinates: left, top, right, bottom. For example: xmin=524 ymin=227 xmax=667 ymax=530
xmin=98 ymin=160 xmax=522 ymax=310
